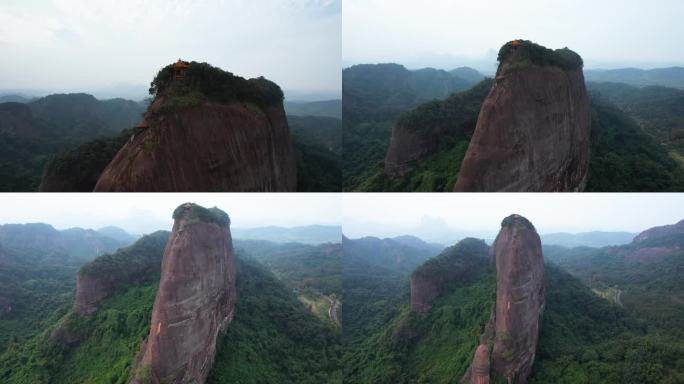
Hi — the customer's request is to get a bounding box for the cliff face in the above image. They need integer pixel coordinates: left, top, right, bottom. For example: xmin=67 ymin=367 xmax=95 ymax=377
xmin=410 ymin=276 xmax=441 ymax=313
xmin=130 ymin=203 xmax=236 ymax=384
xmin=74 ymin=273 xmax=117 ymax=315
xmin=94 ymin=102 xmax=296 ymax=192
xmin=490 ymin=215 xmax=545 ymax=382
xmin=454 ymin=42 xmax=590 ymax=192
xmin=410 ymin=238 xmax=490 ymax=313
xmin=94 ymin=61 xmax=296 ymax=192
xmin=462 ymin=215 xmax=545 ymax=384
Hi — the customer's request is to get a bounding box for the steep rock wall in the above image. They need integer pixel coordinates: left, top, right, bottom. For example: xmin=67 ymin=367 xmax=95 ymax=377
xmin=461 ymin=215 xmax=545 ymax=384
xmin=454 ymin=47 xmax=590 ymax=191
xmin=94 ymin=101 xmax=296 ymax=192
xmin=130 ymin=204 xmax=236 ymax=384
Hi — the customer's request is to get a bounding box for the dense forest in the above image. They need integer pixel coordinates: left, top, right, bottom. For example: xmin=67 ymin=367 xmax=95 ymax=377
xmin=0 ymin=95 xmax=145 ymax=191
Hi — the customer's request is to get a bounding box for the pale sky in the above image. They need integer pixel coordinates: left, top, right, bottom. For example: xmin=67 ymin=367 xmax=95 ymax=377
xmin=343 ymin=0 xmax=684 ymax=72
xmin=0 ymin=0 xmax=341 ymax=100
xmin=0 ymin=193 xmax=341 ymax=235
xmin=343 ymin=193 xmax=684 ymax=242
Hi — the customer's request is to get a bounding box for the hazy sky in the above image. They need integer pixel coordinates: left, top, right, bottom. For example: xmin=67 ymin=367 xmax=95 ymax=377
xmin=0 ymin=193 xmax=341 ymax=235
xmin=344 ymin=0 xmax=684 ymax=72
xmin=343 ymin=193 xmax=684 ymax=242
xmin=0 ymin=0 xmax=340 ymax=99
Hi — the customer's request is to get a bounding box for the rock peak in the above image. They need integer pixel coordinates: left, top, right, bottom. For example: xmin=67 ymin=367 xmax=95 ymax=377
xmin=130 ymin=203 xmax=236 ymax=384
xmin=501 ymin=214 xmax=535 ymax=231
xmin=496 ymin=39 xmax=583 ymax=75
xmin=454 ymin=40 xmax=590 ymax=192
xmin=172 ymin=202 xmax=230 ymax=228
xmin=462 ymin=216 xmax=545 ymax=384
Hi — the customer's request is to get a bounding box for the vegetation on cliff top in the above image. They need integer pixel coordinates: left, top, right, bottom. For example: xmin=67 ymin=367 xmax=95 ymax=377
xmin=412 ymin=238 xmax=490 ymax=279
xmin=172 ymin=203 xmax=231 ymax=228
xmin=497 ymin=40 xmax=583 ymax=72
xmin=149 ymin=61 xmax=283 ymax=111
xmin=78 ymin=231 xmax=169 ymax=279
xmin=501 ymin=214 xmax=536 ymax=230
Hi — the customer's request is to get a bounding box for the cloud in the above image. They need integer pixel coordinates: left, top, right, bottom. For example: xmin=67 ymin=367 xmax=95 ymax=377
xmin=0 ymin=0 xmax=341 ymax=96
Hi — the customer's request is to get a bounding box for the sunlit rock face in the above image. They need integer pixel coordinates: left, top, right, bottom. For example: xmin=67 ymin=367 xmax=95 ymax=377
xmin=130 ymin=204 xmax=236 ymax=384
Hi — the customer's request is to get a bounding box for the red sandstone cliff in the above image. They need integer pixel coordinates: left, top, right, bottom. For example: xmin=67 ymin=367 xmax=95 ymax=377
xmin=130 ymin=203 xmax=236 ymax=384
xmin=462 ymin=214 xmax=545 ymax=384
xmin=94 ymin=62 xmax=296 ymax=192
xmin=94 ymin=102 xmax=296 ymax=192
xmin=454 ymin=43 xmax=590 ymax=192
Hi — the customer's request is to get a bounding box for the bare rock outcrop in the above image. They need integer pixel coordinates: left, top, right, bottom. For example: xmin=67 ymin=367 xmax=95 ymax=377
xmin=454 ymin=41 xmax=590 ymax=191
xmin=94 ymin=61 xmax=297 ymax=192
xmin=461 ymin=214 xmax=545 ymax=384
xmin=130 ymin=203 xmax=236 ymax=384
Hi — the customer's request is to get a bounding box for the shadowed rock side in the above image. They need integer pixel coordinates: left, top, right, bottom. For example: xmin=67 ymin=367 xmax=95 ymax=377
xmin=94 ymin=103 xmax=296 ymax=191
xmin=130 ymin=204 xmax=236 ymax=384
xmin=462 ymin=214 xmax=545 ymax=384
xmin=94 ymin=62 xmax=296 ymax=192
xmin=454 ymin=42 xmax=590 ymax=191
xmin=410 ymin=238 xmax=490 ymax=313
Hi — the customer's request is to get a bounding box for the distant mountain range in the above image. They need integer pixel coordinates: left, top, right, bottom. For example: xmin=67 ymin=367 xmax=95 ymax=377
xmin=342 ymin=63 xmax=485 ymax=124
xmin=231 ymin=225 xmax=341 ymax=244
xmin=585 ymin=66 xmax=684 ymax=88
xmin=0 ymin=223 xmax=136 ymax=265
xmin=540 ymin=231 xmax=637 ymax=248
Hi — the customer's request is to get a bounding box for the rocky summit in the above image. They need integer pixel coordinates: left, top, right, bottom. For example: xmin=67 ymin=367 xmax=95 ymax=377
xmin=94 ymin=61 xmax=297 ymax=192
xmin=454 ymin=40 xmax=591 ymax=192
xmin=462 ymin=214 xmax=545 ymax=384
xmin=130 ymin=203 xmax=236 ymax=384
